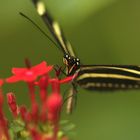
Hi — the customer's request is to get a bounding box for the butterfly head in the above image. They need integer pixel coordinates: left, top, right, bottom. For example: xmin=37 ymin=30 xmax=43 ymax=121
xmin=63 ymin=54 xmax=80 ymax=75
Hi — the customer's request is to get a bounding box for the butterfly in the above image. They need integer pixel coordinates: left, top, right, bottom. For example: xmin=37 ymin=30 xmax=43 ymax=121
xmin=30 ymin=0 xmax=140 ymax=113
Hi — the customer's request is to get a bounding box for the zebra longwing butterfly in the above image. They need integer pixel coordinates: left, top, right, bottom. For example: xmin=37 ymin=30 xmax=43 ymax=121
xmin=30 ymin=0 xmax=140 ymax=113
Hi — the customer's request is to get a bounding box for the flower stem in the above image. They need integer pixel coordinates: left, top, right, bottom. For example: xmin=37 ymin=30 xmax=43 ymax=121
xmin=27 ymin=82 xmax=36 ymax=105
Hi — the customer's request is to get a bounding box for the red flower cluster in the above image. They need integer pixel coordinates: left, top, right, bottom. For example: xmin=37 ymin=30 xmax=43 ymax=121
xmin=0 ymin=61 xmax=74 ymax=140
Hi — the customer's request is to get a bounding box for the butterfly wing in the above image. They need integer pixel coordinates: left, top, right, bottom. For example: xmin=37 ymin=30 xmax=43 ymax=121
xmin=32 ymin=0 xmax=76 ymax=57
xmin=76 ymin=65 xmax=140 ymax=90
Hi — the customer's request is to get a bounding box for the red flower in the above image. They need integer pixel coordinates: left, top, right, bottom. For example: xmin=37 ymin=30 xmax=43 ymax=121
xmin=0 ymin=79 xmax=3 ymax=87
xmin=48 ymin=75 xmax=76 ymax=90
xmin=29 ymin=127 xmax=42 ymax=140
xmin=38 ymin=74 xmax=49 ymax=102
xmin=7 ymin=92 xmax=19 ymax=117
xmin=0 ymin=89 xmax=9 ymax=140
xmin=59 ymin=75 xmax=76 ymax=84
xmin=19 ymin=106 xmax=28 ymax=121
xmin=6 ymin=61 xmax=53 ymax=83
xmin=31 ymin=102 xmax=39 ymax=122
xmin=47 ymin=79 xmax=62 ymax=123
xmin=47 ymin=93 xmax=62 ymax=123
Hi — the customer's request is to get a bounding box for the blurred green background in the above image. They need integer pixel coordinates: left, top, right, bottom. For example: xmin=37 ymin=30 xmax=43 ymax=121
xmin=1 ymin=0 xmax=140 ymax=140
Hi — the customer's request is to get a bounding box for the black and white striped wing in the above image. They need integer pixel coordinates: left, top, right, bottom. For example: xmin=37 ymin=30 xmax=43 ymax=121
xmin=32 ymin=0 xmax=76 ymax=57
xmin=76 ymin=65 xmax=140 ymax=90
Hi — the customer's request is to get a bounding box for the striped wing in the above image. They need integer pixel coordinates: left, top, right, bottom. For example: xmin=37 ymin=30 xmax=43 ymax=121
xmin=76 ymin=65 xmax=140 ymax=90
xmin=32 ymin=0 xmax=76 ymax=57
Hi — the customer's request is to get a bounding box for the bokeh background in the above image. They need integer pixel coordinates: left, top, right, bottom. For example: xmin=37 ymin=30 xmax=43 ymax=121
xmin=1 ymin=0 xmax=140 ymax=140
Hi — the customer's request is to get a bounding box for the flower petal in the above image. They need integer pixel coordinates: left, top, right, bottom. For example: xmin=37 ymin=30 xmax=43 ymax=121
xmin=12 ymin=68 xmax=26 ymax=75
xmin=32 ymin=61 xmax=47 ymax=72
xmin=35 ymin=65 xmax=53 ymax=76
xmin=6 ymin=76 xmax=22 ymax=83
xmin=23 ymin=74 xmax=37 ymax=82
xmin=32 ymin=61 xmax=53 ymax=76
xmin=60 ymin=75 xmax=76 ymax=84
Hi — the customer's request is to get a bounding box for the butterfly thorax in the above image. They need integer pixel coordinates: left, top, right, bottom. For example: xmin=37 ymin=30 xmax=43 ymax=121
xmin=63 ymin=54 xmax=80 ymax=76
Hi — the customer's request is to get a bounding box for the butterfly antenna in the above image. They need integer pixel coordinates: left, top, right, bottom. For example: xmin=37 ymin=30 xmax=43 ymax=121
xmin=19 ymin=12 xmax=60 ymax=49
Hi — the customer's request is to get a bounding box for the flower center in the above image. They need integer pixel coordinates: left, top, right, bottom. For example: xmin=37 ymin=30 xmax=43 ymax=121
xmin=26 ymin=70 xmax=34 ymax=76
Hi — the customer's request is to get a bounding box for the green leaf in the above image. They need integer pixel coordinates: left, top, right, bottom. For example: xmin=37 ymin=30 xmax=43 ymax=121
xmin=9 ymin=119 xmax=31 ymax=140
xmin=9 ymin=119 xmax=25 ymax=133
